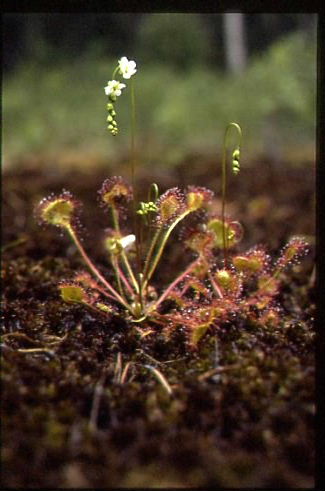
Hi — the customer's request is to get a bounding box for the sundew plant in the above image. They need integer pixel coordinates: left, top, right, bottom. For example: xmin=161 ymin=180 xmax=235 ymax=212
xmin=36 ymin=56 xmax=309 ymax=347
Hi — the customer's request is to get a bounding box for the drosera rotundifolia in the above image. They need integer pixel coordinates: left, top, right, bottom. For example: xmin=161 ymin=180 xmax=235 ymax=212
xmin=35 ymin=56 xmax=309 ymax=347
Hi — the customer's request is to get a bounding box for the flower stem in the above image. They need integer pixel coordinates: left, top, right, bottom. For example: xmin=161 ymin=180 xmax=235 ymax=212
xmin=129 ymin=80 xmax=141 ymax=267
xmin=111 ymin=255 xmax=126 ymax=299
xmin=114 ymin=260 xmax=135 ymax=296
xmin=111 ymin=207 xmax=139 ymax=294
xmin=130 ymin=78 xmax=137 ymax=199
xmin=129 ymin=77 xmax=144 ymax=311
xmin=142 ymin=228 xmax=163 ymax=284
xmin=207 ymin=270 xmax=224 ymax=298
xmin=221 ymin=122 xmax=242 ymax=266
xmin=143 ymin=210 xmax=192 ymax=289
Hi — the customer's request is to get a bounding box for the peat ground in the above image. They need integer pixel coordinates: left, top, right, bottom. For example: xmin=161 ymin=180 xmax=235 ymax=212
xmin=2 ymin=155 xmax=316 ymax=488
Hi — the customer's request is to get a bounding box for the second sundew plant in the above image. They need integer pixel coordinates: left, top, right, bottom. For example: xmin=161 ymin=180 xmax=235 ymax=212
xmin=36 ymin=56 xmax=309 ymax=346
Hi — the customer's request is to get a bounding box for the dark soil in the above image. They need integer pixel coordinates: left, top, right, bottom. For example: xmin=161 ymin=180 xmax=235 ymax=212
xmin=2 ymin=155 xmax=315 ymax=488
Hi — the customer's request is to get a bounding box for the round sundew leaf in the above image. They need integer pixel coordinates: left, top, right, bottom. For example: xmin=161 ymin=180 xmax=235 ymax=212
xmin=160 ymin=196 xmax=180 ymax=220
xmin=156 ymin=187 xmax=185 ymax=225
xmin=258 ymin=308 xmax=280 ymax=326
xmin=186 ymin=186 xmax=214 ymax=212
xmin=215 ymin=269 xmax=242 ymax=297
xmin=257 ymin=275 xmax=279 ymax=295
xmin=187 ymin=192 xmax=204 ymax=211
xmin=184 ymin=230 xmax=214 ymax=254
xmin=98 ymin=176 xmax=132 ymax=209
xmin=36 ymin=191 xmax=80 ymax=229
xmin=215 ymin=269 xmax=232 ymax=288
xmin=233 ymin=255 xmax=264 ymax=273
xmin=104 ymin=236 xmax=123 ymax=255
xmin=207 ymin=218 xmax=243 ymax=249
xmin=276 ymin=236 xmax=309 ymax=269
xmin=95 ymin=302 xmax=113 ymax=313
xmin=42 ymin=199 xmax=74 ymax=227
xmin=59 ymin=284 xmax=89 ymax=303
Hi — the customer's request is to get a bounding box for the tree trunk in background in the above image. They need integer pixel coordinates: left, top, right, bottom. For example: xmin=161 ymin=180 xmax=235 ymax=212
xmin=223 ymin=13 xmax=247 ymax=74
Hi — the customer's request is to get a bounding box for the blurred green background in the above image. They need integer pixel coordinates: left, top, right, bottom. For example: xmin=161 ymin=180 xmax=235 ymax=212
xmin=2 ymin=13 xmax=317 ymax=171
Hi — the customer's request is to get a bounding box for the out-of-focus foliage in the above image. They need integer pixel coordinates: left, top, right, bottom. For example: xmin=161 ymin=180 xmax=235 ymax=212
xmin=138 ymin=28 xmax=316 ymax=163
xmin=3 ymin=13 xmax=315 ymax=73
xmin=135 ymin=14 xmax=214 ymax=70
xmin=3 ymin=29 xmax=316 ymax=169
xmin=238 ymin=30 xmax=316 ymax=139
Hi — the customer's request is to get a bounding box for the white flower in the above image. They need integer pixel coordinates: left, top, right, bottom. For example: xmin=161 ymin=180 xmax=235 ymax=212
xmin=104 ymin=80 xmax=126 ymax=97
xmin=118 ymin=57 xmax=137 ymax=79
xmin=120 ymin=234 xmax=136 ymax=249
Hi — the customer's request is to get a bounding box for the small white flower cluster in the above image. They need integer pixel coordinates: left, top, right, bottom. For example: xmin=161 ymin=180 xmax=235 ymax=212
xmin=118 ymin=56 xmax=137 ymax=79
xmin=120 ymin=234 xmax=136 ymax=249
xmin=104 ymin=57 xmax=137 ymax=135
xmin=104 ymin=80 xmax=126 ymax=98
xmin=104 ymin=57 xmax=137 ymax=99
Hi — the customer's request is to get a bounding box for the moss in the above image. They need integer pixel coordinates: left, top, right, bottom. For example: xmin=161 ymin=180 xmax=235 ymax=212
xmin=2 ymin=156 xmax=315 ymax=488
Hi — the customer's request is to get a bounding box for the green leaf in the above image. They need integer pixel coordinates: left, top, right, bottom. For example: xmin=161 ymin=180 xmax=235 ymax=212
xmin=190 ymin=323 xmax=210 ymax=346
xmin=59 ymin=284 xmax=88 ymax=303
